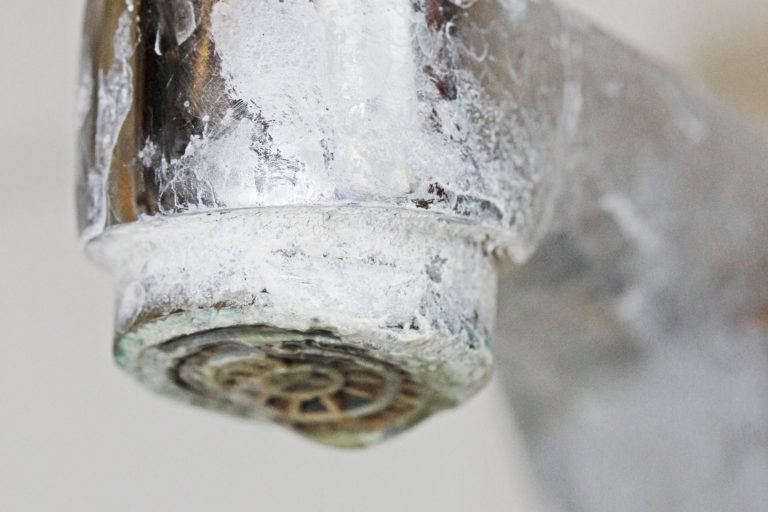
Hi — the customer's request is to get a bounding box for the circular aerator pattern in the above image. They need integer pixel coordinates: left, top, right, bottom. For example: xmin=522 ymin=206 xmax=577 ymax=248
xmin=135 ymin=326 xmax=436 ymax=447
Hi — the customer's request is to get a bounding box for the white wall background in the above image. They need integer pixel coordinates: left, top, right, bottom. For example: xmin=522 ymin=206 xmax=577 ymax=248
xmin=559 ymin=0 xmax=768 ymax=131
xmin=1 ymin=1 xmax=766 ymax=511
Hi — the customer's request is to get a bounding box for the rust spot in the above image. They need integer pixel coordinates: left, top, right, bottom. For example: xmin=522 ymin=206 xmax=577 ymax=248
xmin=425 ymin=0 xmax=445 ymax=30
xmin=414 ymin=182 xmax=448 ymax=209
xmin=420 ymin=1 xmax=460 ymax=101
xmin=427 ymin=182 xmax=447 ymax=200
xmin=424 ymin=65 xmax=457 ymax=101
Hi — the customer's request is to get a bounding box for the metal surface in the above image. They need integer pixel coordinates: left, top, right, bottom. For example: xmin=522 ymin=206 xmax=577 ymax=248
xmin=78 ymin=0 xmax=557 ymax=254
xmin=149 ymin=326 xmax=435 ymax=447
xmin=79 ymin=0 xmax=768 ymax=509
xmin=78 ymin=0 xmax=522 ymax=448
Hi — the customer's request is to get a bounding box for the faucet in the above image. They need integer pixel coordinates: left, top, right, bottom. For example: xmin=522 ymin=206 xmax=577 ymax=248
xmin=79 ymin=0 xmax=768 ymax=509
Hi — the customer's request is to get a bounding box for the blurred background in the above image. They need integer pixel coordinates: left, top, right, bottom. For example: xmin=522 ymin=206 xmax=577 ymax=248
xmin=1 ymin=1 xmax=766 ymax=510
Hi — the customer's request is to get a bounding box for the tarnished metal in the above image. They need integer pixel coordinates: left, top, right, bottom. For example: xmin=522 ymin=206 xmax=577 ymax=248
xmin=78 ymin=0 xmax=524 ymax=449
xmin=80 ymin=0 xmax=233 ymax=227
xmin=80 ymin=0 xmax=768 ymax=510
xmin=146 ymin=326 xmax=435 ymax=447
xmin=78 ymin=0 xmax=559 ymax=254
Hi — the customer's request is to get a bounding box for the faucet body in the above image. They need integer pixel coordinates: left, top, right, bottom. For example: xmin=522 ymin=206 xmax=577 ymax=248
xmin=80 ymin=0 xmax=768 ymax=508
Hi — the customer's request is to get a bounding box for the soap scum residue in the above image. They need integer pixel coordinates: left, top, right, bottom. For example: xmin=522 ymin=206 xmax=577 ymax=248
xmin=204 ymin=0 xmax=443 ymax=201
xmin=81 ymin=3 xmax=137 ymax=242
xmin=139 ymin=0 xmax=539 ymax=253
xmin=174 ymin=0 xmax=198 ymax=45
xmin=80 ymin=0 xmax=551 ymax=260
